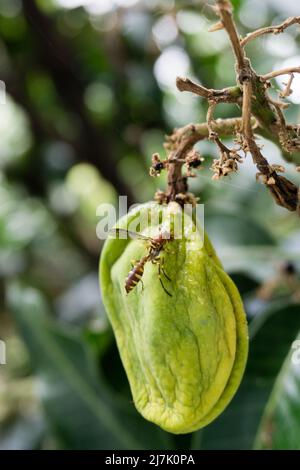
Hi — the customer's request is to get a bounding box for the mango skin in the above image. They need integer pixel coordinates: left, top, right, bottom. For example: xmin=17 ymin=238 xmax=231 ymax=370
xmin=100 ymin=202 xmax=248 ymax=434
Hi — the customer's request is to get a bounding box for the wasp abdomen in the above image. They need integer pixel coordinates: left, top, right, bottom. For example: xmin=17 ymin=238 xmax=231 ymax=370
xmin=125 ymin=256 xmax=148 ymax=293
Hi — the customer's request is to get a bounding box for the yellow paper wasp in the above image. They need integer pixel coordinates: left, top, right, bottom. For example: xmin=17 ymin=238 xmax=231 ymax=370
xmin=112 ymin=228 xmax=173 ymax=297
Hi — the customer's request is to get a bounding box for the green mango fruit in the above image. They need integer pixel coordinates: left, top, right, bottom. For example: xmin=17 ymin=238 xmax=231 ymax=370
xmin=99 ymin=201 xmax=248 ymax=434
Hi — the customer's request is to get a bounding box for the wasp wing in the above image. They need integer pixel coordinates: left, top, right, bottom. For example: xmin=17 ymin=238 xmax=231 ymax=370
xmin=109 ymin=228 xmax=152 ymax=241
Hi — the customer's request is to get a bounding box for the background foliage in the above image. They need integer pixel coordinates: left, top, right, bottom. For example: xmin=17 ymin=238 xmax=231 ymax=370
xmin=0 ymin=0 xmax=300 ymax=450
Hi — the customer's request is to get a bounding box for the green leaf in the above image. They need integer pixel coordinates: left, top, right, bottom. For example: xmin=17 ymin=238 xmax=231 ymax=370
xmin=196 ymin=303 xmax=300 ymax=450
xmin=205 ymin=212 xmax=275 ymax=248
xmin=8 ymin=284 xmax=173 ymax=450
xmin=254 ymin=331 xmax=300 ymax=450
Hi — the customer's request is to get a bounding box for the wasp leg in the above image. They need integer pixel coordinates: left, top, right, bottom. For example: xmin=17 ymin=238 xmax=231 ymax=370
xmin=160 ymin=257 xmax=172 ymax=282
xmin=155 ymin=260 xmax=172 ymax=297
xmin=153 ymin=256 xmax=172 ymax=281
xmin=162 ymin=268 xmax=171 ymax=281
xmin=159 ymin=272 xmax=172 ymax=297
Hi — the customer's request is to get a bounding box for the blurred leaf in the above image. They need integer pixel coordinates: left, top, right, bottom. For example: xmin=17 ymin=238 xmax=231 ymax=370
xmin=205 ymin=211 xmax=275 ymax=248
xmin=195 ymin=302 xmax=300 ymax=450
xmin=217 ymin=245 xmax=300 ymax=283
xmin=0 ymin=414 xmax=45 ymax=451
xmin=66 ymin=162 xmax=117 ymax=226
xmin=82 ymin=327 xmax=113 ymax=359
xmin=8 ymin=284 xmax=173 ymax=450
xmin=255 ymin=331 xmax=300 ymax=450
xmin=229 ymin=273 xmax=259 ymax=297
xmin=54 ymin=273 xmax=105 ymax=327
xmin=0 ymin=95 xmax=32 ymax=168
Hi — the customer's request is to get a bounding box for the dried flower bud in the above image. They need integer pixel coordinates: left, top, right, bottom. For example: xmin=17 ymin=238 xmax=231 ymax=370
xmin=150 ymin=153 xmax=165 ymax=177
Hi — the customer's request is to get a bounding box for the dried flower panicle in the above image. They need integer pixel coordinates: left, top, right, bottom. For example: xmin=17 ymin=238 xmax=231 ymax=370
xmin=256 ymin=173 xmax=275 ymax=185
xmin=256 ymin=164 xmax=285 ymax=186
xmin=185 ymin=150 xmax=204 ymax=177
xmin=234 ymin=132 xmax=249 ymax=154
xmin=154 ymin=189 xmax=169 ymax=204
xmin=149 ymin=153 xmax=166 ymax=177
xmin=211 ymin=148 xmax=243 ymax=180
xmin=270 ymin=164 xmax=285 ymax=173
xmin=153 ymin=189 xmax=199 ymax=207
xmin=175 ymin=192 xmax=199 ymax=207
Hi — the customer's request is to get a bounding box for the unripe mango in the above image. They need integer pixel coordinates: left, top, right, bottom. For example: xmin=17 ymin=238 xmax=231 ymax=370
xmin=99 ymin=202 xmax=248 ymax=434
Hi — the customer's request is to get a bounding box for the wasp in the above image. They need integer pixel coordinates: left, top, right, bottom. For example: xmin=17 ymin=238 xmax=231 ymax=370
xmin=112 ymin=228 xmax=173 ymax=297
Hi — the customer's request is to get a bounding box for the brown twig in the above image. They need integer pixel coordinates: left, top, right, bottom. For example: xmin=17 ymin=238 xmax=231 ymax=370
xmin=176 ymin=77 xmax=211 ymax=98
xmin=164 ymin=118 xmax=253 ymax=153
xmin=215 ymin=0 xmax=246 ymax=71
xmin=267 ymin=95 xmax=289 ymax=109
xmin=241 ymin=16 xmax=300 ymax=47
xmin=242 ymin=80 xmax=253 ymax=139
xmin=261 ymin=67 xmax=300 ymax=81
xmin=206 ymin=102 xmax=217 ymax=138
xmin=280 ymin=74 xmax=294 ymax=98
xmin=176 ymin=76 xmax=242 ymax=103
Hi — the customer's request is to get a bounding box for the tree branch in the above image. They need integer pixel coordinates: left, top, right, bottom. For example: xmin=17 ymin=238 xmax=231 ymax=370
xmin=215 ymin=0 xmax=246 ymax=71
xmin=261 ymin=67 xmax=300 ymax=81
xmin=241 ymin=16 xmax=300 ymax=47
xmin=216 ymin=0 xmax=299 ymax=212
xmin=168 ymin=0 xmax=300 ymax=213
xmin=169 ymin=117 xmax=250 ymax=148
xmin=176 ymin=76 xmax=242 ymax=103
xmin=242 ymin=80 xmax=253 ymax=139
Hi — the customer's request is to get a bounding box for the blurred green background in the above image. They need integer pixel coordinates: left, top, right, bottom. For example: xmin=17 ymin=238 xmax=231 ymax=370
xmin=0 ymin=0 xmax=300 ymax=450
